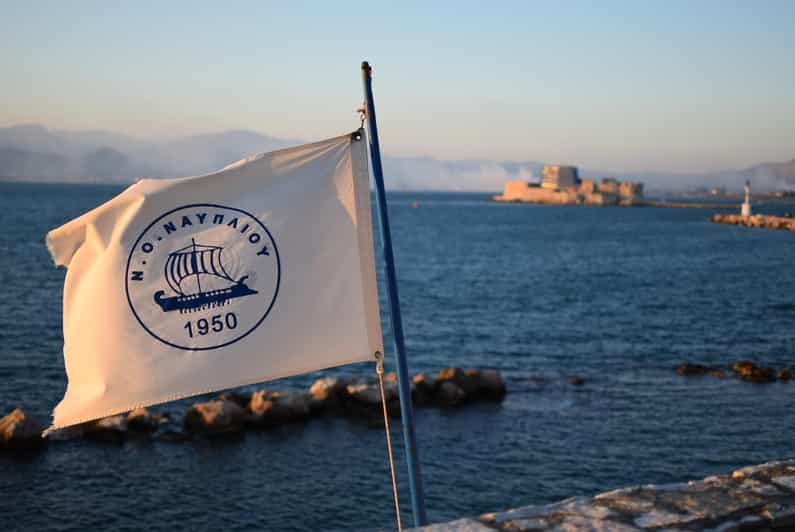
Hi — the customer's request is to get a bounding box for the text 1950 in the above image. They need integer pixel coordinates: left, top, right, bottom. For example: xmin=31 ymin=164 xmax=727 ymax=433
xmin=184 ymin=312 xmax=238 ymax=338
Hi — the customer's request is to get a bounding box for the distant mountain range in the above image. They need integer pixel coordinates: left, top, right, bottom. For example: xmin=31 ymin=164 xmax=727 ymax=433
xmin=1 ymin=124 xmax=793 ymax=192
xmin=0 ymin=124 xmax=300 ymax=182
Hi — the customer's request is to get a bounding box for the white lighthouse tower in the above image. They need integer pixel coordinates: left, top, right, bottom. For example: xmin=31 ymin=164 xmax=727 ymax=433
xmin=741 ymin=179 xmax=752 ymax=217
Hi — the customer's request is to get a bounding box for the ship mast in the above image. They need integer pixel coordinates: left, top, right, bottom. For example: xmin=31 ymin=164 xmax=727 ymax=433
xmin=190 ymin=238 xmax=203 ymax=294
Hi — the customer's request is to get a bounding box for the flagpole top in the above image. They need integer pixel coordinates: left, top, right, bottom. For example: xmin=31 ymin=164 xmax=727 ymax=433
xmin=361 ymin=61 xmax=372 ymax=80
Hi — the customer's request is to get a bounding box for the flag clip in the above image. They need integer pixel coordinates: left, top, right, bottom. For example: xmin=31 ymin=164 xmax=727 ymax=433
xmin=374 ymin=350 xmax=384 ymax=375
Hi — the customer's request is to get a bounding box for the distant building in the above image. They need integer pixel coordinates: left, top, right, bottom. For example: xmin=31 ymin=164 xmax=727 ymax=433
xmin=495 ymin=165 xmax=644 ymax=206
xmin=542 ymin=165 xmax=580 ymax=189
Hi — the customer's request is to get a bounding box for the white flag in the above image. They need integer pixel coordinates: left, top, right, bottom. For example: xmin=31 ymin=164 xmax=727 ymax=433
xmin=45 ymin=131 xmax=382 ymax=432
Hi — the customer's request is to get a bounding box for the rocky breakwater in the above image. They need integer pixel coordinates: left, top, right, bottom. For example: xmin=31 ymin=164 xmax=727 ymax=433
xmin=712 ymin=213 xmax=795 ymax=231
xmin=414 ymin=460 xmax=795 ymax=531
xmin=0 ymin=407 xmax=47 ymax=450
xmin=0 ymin=367 xmax=506 ymax=449
xmin=676 ymin=360 xmax=791 ymax=383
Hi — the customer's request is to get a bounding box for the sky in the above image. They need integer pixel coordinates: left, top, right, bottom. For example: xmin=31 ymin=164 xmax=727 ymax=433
xmin=1 ymin=0 xmax=794 ymax=174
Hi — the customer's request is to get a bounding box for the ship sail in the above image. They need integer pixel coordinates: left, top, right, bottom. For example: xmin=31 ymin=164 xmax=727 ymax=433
xmin=164 ymin=241 xmax=235 ymax=296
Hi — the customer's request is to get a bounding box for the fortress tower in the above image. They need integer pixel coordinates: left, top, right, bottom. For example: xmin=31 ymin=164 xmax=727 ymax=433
xmin=542 ymin=165 xmax=580 ymax=189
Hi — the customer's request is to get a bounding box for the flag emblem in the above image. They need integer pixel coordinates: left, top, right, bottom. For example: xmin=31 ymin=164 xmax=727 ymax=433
xmin=125 ymin=203 xmax=280 ymax=351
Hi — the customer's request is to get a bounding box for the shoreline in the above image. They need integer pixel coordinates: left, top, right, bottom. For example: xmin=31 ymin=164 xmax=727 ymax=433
xmin=492 ymin=196 xmax=739 ymax=209
xmin=415 ymin=459 xmax=795 ymax=531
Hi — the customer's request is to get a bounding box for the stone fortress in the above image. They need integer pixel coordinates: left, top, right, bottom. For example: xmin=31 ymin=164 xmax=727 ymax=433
xmin=495 ymin=165 xmax=644 ymax=206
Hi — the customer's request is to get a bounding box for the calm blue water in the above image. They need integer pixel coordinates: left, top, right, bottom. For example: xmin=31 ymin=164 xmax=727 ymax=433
xmin=1 ymin=182 xmax=794 ymax=531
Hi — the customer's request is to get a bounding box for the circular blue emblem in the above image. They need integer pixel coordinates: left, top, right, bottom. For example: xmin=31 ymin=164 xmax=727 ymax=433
xmin=125 ymin=203 xmax=280 ymax=351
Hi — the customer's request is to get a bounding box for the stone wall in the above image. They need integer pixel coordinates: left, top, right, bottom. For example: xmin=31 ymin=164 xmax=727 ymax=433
xmin=413 ymin=460 xmax=795 ymax=531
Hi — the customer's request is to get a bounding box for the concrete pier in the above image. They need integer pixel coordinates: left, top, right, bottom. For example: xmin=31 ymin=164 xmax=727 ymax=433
xmin=414 ymin=460 xmax=795 ymax=531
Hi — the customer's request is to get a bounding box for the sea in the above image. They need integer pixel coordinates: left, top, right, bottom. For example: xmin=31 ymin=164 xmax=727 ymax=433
xmin=1 ymin=182 xmax=794 ymax=531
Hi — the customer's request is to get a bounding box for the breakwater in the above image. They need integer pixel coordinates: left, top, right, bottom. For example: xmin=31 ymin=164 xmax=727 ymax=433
xmin=645 ymin=200 xmax=738 ymax=209
xmin=712 ymin=213 xmax=795 ymax=231
xmin=0 ymin=367 xmax=505 ymax=448
xmin=415 ymin=459 xmax=795 ymax=531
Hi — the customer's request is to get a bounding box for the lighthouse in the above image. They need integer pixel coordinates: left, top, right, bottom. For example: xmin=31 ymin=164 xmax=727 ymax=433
xmin=741 ymin=179 xmax=752 ymax=217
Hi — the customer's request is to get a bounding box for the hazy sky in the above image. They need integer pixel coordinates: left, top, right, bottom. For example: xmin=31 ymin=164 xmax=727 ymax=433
xmin=2 ymin=0 xmax=793 ymax=173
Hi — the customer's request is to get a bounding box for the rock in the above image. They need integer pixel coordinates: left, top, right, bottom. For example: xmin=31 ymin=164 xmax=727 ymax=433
xmin=307 ymin=377 xmax=350 ymax=412
xmin=346 ymin=383 xmax=382 ymax=405
xmin=778 ymin=368 xmax=791 ymax=381
xmin=308 ymin=377 xmax=348 ymax=401
xmin=347 ymin=382 xmax=398 ymax=405
xmin=436 ymin=381 xmax=466 ymax=407
xmin=0 ymin=408 xmax=46 ymax=450
xmin=126 ymin=407 xmax=164 ymax=433
xmin=762 ymin=502 xmax=795 ymax=529
xmin=278 ymin=393 xmax=311 ymax=419
xmin=732 ymin=361 xmax=776 ymax=383
xmin=249 ymin=389 xmax=279 ymax=414
xmin=83 ymin=415 xmax=127 ymax=443
xmin=467 ymin=369 xmax=507 ymax=400
xmin=568 ymin=376 xmax=586 ymax=386
xmin=419 ymin=518 xmax=494 ymax=531
xmin=215 ymin=391 xmax=251 ymax=409
xmin=437 ymin=368 xmax=506 ymax=404
xmin=732 ymin=360 xmax=755 ymax=375
xmin=676 ymin=363 xmax=725 ymax=378
xmin=412 ymin=372 xmax=438 ymax=406
xmin=438 ymin=368 xmax=480 ymax=396
xmin=248 ymin=390 xmax=309 ymax=428
xmin=184 ymin=399 xmax=246 ymax=435
xmin=344 ymin=382 xmax=401 ymax=420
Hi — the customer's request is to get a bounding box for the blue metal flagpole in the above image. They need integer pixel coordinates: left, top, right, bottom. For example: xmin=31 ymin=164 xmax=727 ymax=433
xmin=361 ymin=60 xmax=427 ymax=527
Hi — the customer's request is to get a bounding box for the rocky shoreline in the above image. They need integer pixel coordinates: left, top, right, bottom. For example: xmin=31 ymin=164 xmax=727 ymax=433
xmin=0 ymin=367 xmax=505 ymax=449
xmin=415 ymin=460 xmax=795 ymax=531
xmin=712 ymin=213 xmax=795 ymax=231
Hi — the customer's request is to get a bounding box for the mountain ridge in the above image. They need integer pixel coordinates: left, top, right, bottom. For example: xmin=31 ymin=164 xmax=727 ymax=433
xmin=0 ymin=124 xmax=792 ymax=192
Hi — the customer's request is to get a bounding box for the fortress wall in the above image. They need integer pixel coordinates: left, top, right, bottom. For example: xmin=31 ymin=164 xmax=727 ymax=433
xmin=501 ymin=181 xmax=535 ymax=199
xmin=583 ymin=192 xmax=615 ymax=205
xmin=598 ymin=181 xmax=619 ymax=194
xmin=579 ymin=179 xmax=596 ymax=194
xmin=496 ymin=182 xmax=577 ymax=204
xmin=619 ymin=182 xmax=644 ymax=200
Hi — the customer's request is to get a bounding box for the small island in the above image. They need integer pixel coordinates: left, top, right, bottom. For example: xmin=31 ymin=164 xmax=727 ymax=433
xmin=494 ymin=165 xmax=644 ymax=206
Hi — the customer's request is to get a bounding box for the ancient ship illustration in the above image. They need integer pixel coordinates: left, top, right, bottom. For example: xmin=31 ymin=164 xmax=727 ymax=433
xmin=154 ymin=239 xmax=257 ymax=313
